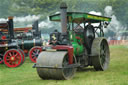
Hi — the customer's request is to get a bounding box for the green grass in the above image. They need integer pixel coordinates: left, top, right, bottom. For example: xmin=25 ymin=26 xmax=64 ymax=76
xmin=0 ymin=45 xmax=128 ymax=85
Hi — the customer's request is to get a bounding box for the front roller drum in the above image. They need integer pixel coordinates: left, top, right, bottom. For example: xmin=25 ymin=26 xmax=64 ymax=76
xmin=36 ymin=51 xmax=76 ymax=80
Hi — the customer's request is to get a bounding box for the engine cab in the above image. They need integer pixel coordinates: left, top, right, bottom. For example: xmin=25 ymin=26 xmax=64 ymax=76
xmin=50 ymin=30 xmax=69 ymax=45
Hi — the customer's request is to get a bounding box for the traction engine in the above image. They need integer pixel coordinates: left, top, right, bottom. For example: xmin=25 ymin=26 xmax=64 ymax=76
xmin=0 ymin=17 xmax=25 ymax=67
xmin=32 ymin=3 xmax=111 ymax=79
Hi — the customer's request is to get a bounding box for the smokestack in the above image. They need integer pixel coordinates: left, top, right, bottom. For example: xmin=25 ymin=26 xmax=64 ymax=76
xmin=8 ymin=16 xmax=14 ymax=39
xmin=32 ymin=20 xmax=41 ymax=37
xmin=32 ymin=20 xmax=39 ymax=33
xmin=60 ymin=2 xmax=67 ymax=33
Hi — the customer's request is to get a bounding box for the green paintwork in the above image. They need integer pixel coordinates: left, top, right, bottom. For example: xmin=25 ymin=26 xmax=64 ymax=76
xmin=49 ymin=12 xmax=111 ymax=56
xmin=69 ymin=31 xmax=84 ymax=56
xmin=49 ymin=12 xmax=111 ymax=23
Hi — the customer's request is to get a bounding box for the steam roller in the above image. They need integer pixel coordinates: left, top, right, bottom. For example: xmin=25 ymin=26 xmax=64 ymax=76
xmin=36 ymin=51 xmax=76 ymax=79
xmin=33 ymin=2 xmax=111 ymax=80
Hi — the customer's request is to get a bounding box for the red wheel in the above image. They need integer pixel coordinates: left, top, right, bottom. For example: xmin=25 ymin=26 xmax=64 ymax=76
xmin=29 ymin=46 xmax=42 ymax=63
xmin=18 ymin=49 xmax=25 ymax=64
xmin=3 ymin=49 xmax=23 ymax=68
xmin=0 ymin=57 xmax=3 ymax=64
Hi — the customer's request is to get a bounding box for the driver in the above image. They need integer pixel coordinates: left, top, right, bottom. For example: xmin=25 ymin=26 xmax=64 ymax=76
xmin=84 ymin=22 xmax=95 ymax=54
xmin=85 ymin=22 xmax=95 ymax=38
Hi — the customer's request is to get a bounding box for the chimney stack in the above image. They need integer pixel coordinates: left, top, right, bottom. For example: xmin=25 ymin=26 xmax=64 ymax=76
xmin=60 ymin=2 xmax=67 ymax=33
xmin=8 ymin=16 xmax=14 ymax=39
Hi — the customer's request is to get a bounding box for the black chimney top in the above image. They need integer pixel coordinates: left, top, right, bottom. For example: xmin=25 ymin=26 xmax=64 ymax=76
xmin=60 ymin=2 xmax=67 ymax=9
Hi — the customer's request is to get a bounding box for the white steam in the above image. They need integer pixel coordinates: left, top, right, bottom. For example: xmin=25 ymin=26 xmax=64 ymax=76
xmin=89 ymin=11 xmax=102 ymax=16
xmin=88 ymin=7 xmax=124 ymax=38
xmin=89 ymin=11 xmax=101 ymax=28
xmin=0 ymin=15 xmax=59 ymax=30
xmin=0 ymin=15 xmax=40 ymax=22
xmin=0 ymin=18 xmax=7 ymax=23
xmin=39 ymin=17 xmax=53 ymax=28
xmin=0 ymin=15 xmax=54 ymax=28
xmin=105 ymin=6 xmax=123 ymax=37
xmin=0 ymin=15 xmax=41 ymax=28
xmin=14 ymin=15 xmax=41 ymax=22
xmin=104 ymin=6 xmax=113 ymax=17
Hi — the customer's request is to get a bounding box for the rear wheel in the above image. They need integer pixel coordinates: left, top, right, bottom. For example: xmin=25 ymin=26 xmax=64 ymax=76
xmin=18 ymin=49 xmax=25 ymax=64
xmin=29 ymin=46 xmax=42 ymax=63
xmin=3 ymin=49 xmax=23 ymax=67
xmin=91 ymin=37 xmax=110 ymax=71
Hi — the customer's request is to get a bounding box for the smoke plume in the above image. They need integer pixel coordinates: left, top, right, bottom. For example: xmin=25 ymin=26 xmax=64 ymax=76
xmin=104 ymin=6 xmax=124 ymax=37
xmin=0 ymin=15 xmax=41 ymax=27
xmin=14 ymin=15 xmax=40 ymax=22
xmin=39 ymin=17 xmax=54 ymax=28
xmin=104 ymin=6 xmax=113 ymax=17
xmin=89 ymin=11 xmax=102 ymax=16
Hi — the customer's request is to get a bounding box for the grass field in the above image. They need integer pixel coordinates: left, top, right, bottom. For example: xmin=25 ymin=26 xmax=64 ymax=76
xmin=0 ymin=45 xmax=128 ymax=85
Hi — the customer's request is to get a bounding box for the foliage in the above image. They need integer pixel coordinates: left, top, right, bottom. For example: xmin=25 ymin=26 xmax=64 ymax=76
xmin=10 ymin=0 xmax=62 ymax=19
xmin=0 ymin=0 xmax=13 ymax=17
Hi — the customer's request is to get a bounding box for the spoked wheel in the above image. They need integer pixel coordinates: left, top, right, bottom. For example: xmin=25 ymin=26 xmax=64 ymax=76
xmin=29 ymin=46 xmax=42 ymax=63
xmin=91 ymin=37 xmax=110 ymax=71
xmin=36 ymin=51 xmax=76 ymax=80
xmin=3 ymin=49 xmax=23 ymax=68
xmin=18 ymin=49 xmax=25 ymax=64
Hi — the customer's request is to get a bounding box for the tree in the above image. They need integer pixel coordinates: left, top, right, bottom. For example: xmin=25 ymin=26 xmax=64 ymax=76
xmin=0 ymin=0 xmax=13 ymax=18
xmin=11 ymin=0 xmax=62 ymax=19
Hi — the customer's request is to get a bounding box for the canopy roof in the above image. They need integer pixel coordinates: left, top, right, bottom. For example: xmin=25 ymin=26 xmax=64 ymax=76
xmin=49 ymin=12 xmax=111 ymax=23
